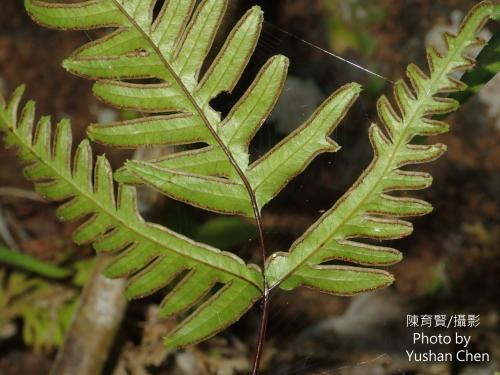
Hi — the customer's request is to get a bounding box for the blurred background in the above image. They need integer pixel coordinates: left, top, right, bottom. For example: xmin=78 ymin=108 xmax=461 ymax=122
xmin=0 ymin=0 xmax=498 ymax=374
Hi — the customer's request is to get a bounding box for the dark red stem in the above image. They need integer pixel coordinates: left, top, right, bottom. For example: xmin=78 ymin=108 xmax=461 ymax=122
xmin=251 ymin=289 xmax=270 ymax=375
xmin=251 ymin=211 xmax=270 ymax=375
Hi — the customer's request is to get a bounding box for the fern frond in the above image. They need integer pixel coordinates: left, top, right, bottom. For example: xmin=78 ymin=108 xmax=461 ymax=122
xmin=24 ymin=0 xmax=360 ymax=215
xmin=266 ymin=2 xmax=494 ymax=292
xmin=17 ymin=0 xmax=363 ymax=351
xmin=0 ymin=87 xmax=263 ymax=348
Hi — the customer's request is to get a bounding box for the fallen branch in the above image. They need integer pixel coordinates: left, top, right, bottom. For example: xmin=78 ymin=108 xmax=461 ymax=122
xmin=51 ymin=255 xmax=128 ymax=375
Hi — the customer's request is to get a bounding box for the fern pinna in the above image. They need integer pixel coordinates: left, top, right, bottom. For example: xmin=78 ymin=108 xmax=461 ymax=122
xmin=0 ymin=88 xmax=263 ymax=348
xmin=265 ymin=3 xmax=495 ymax=291
xmin=0 ymin=0 xmax=496 ymax=369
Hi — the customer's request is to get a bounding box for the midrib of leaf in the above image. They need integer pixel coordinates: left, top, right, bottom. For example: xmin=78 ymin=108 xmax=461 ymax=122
xmin=110 ymin=0 xmax=263 ymax=225
xmin=270 ymin=27 xmax=470 ymax=289
xmin=1 ymin=113 xmax=261 ymax=291
xmin=145 ymin=169 xmax=250 ymax=202
xmin=175 ymin=3 xmax=214 ymax=77
xmin=199 ymin=13 xmax=255 ymax=99
xmin=249 ymin=106 xmax=341 ymax=192
xmin=223 ymin=70 xmax=277 ymax=145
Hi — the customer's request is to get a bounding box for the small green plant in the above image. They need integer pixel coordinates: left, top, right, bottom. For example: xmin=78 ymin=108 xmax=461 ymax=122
xmin=0 ymin=268 xmax=77 ymax=350
xmin=0 ymin=0 xmax=497 ymax=373
xmin=0 ymin=246 xmax=94 ymax=350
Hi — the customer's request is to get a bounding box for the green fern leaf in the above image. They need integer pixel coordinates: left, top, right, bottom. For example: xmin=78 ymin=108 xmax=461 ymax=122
xmin=248 ymin=84 xmax=360 ymax=208
xmin=0 ymin=87 xmax=263 ymax=348
xmin=24 ymin=0 xmax=360 ymax=215
xmin=124 ymin=160 xmax=254 ymax=216
xmin=20 ymin=0 xmax=361 ymax=350
xmin=266 ymin=2 xmax=495 ymax=292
